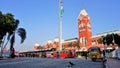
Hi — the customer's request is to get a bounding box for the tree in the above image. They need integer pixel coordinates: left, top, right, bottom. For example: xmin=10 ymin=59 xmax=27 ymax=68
xmin=97 ymin=36 xmax=104 ymax=44
xmin=37 ymin=45 xmax=44 ymax=50
xmin=103 ymin=34 xmax=113 ymax=45
xmin=114 ymin=34 xmax=120 ymax=47
xmin=102 ymin=34 xmax=120 ymax=47
xmin=10 ymin=28 xmax=26 ymax=51
xmin=74 ymin=41 xmax=80 ymax=48
xmin=0 ymin=11 xmax=26 ymax=58
xmin=68 ymin=42 xmax=73 ymax=47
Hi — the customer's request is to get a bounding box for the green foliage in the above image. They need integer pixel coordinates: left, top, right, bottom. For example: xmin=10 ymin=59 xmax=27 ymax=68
xmin=68 ymin=42 xmax=73 ymax=47
xmin=74 ymin=41 xmax=80 ymax=48
xmin=17 ymin=28 xmax=26 ymax=44
xmin=102 ymin=33 xmax=120 ymax=47
xmin=37 ymin=45 xmax=43 ymax=49
xmin=103 ymin=34 xmax=113 ymax=45
xmin=97 ymin=37 xmax=103 ymax=44
xmin=114 ymin=34 xmax=120 ymax=47
xmin=0 ymin=12 xmax=18 ymax=40
xmin=0 ymin=10 xmax=26 ymax=54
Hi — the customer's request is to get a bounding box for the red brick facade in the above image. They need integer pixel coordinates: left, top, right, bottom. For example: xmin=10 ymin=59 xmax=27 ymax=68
xmin=78 ymin=9 xmax=92 ymax=50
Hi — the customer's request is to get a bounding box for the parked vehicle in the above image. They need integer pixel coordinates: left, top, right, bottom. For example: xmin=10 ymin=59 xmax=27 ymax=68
xmin=88 ymin=47 xmax=103 ymax=61
xmin=53 ymin=50 xmax=76 ymax=58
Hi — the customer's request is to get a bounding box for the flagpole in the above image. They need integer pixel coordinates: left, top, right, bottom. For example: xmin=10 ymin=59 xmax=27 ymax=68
xmin=58 ymin=0 xmax=62 ymax=54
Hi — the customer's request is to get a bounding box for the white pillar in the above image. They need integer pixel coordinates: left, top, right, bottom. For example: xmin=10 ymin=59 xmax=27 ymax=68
xmin=58 ymin=0 xmax=62 ymax=52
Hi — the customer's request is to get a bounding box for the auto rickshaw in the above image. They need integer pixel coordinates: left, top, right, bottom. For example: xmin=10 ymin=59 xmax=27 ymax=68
xmin=88 ymin=47 xmax=103 ymax=61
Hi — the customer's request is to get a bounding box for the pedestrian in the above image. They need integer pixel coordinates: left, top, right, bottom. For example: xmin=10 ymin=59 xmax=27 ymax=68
xmin=57 ymin=52 xmax=59 ymax=58
xmin=10 ymin=47 xmax=15 ymax=58
xmin=102 ymin=50 xmax=107 ymax=63
xmin=103 ymin=50 xmax=106 ymax=58
xmin=103 ymin=50 xmax=107 ymax=61
xmin=85 ymin=52 xmax=87 ymax=59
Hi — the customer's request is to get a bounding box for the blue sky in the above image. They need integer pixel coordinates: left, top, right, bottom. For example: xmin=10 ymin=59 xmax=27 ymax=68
xmin=0 ymin=0 xmax=120 ymax=51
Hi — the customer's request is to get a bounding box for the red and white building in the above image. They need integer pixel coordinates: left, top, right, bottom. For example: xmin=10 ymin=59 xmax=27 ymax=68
xmin=34 ymin=9 xmax=120 ymax=52
xmin=78 ymin=9 xmax=92 ymax=51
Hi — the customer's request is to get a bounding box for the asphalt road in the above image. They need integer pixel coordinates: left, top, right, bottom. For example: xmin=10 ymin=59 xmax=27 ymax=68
xmin=0 ymin=57 xmax=103 ymax=68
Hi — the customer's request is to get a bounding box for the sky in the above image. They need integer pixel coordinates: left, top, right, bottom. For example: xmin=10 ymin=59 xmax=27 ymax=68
xmin=0 ymin=0 xmax=120 ymax=52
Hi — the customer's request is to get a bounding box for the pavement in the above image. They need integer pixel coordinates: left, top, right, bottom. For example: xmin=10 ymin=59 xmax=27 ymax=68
xmin=0 ymin=57 xmax=7 ymax=60
xmin=0 ymin=57 xmax=103 ymax=68
xmin=1 ymin=57 xmax=120 ymax=68
xmin=105 ymin=58 xmax=120 ymax=68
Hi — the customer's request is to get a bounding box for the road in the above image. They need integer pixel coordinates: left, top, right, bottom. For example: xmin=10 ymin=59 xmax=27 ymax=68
xmin=106 ymin=58 xmax=120 ymax=68
xmin=0 ymin=57 xmax=103 ymax=68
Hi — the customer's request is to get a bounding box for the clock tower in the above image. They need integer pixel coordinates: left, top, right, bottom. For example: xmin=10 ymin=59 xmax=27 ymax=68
xmin=78 ymin=9 xmax=92 ymax=50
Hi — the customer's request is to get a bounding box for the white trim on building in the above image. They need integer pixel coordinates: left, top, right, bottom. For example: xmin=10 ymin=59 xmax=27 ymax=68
xmin=92 ymin=29 xmax=120 ymax=38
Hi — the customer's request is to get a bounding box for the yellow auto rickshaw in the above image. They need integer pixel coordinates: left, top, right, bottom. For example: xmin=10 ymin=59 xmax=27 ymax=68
xmin=88 ymin=47 xmax=103 ymax=61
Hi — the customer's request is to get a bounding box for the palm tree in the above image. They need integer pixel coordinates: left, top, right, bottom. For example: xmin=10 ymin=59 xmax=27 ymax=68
xmin=10 ymin=28 xmax=26 ymax=51
xmin=0 ymin=11 xmax=26 ymax=58
xmin=9 ymin=28 xmax=26 ymax=58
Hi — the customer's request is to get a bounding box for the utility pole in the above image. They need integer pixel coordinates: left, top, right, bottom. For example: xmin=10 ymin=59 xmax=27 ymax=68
xmin=58 ymin=0 xmax=63 ymax=54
